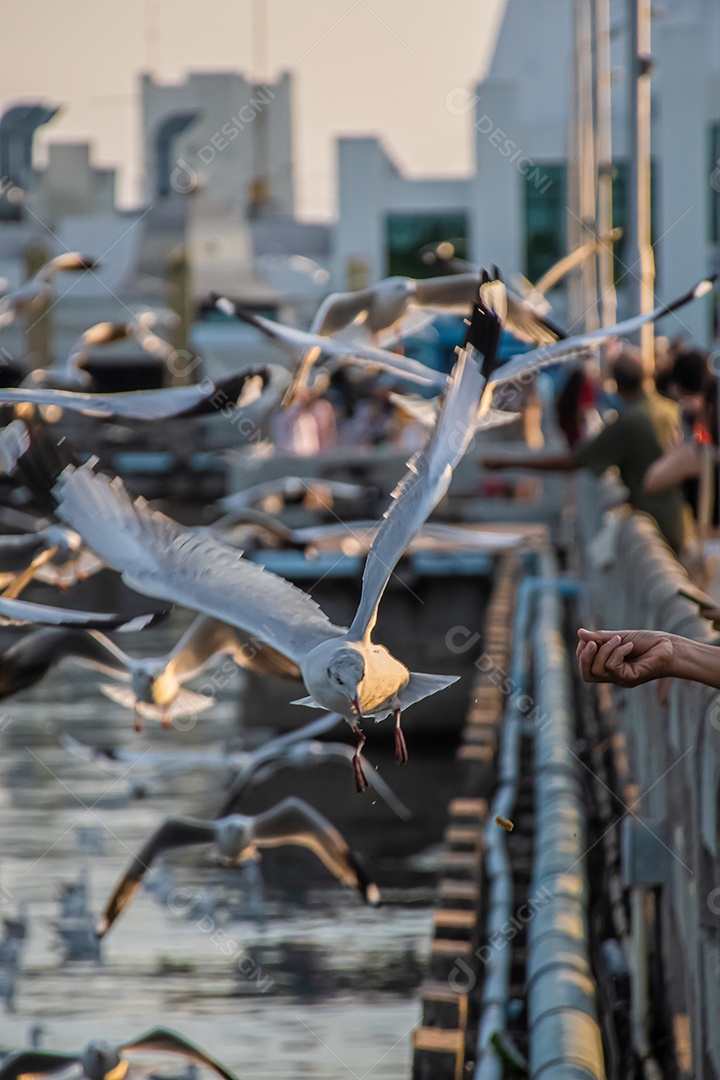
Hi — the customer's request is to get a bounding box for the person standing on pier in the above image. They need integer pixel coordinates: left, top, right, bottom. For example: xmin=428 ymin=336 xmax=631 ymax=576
xmin=483 ymin=349 xmax=694 ymax=555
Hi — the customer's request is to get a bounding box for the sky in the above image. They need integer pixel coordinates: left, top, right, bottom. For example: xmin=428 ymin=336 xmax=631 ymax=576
xmin=0 ymin=0 xmax=506 ymax=219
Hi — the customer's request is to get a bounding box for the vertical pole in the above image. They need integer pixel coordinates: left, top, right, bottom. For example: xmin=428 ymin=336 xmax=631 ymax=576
xmin=571 ymin=0 xmax=599 ymax=331
xmin=23 ymin=244 xmax=51 ymax=370
xmin=628 ymin=0 xmax=655 ymax=375
xmin=594 ymin=0 xmax=617 ymax=327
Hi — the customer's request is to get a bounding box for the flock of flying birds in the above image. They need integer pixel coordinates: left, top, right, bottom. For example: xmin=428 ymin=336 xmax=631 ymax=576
xmin=0 ymin=246 xmax=714 ymax=1079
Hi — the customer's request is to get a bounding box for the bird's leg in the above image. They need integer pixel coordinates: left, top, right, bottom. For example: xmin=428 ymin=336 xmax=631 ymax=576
xmin=133 ymin=707 xmax=143 ymax=734
xmin=394 ymin=708 xmax=408 ymax=765
xmin=2 ymin=547 xmax=58 ymax=600
xmin=161 ymin=707 xmax=172 ymax=730
xmin=351 ymin=723 xmax=369 ymax=793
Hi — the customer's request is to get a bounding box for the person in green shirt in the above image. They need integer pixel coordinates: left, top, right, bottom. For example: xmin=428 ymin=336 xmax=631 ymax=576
xmin=483 ymin=350 xmax=693 ymax=554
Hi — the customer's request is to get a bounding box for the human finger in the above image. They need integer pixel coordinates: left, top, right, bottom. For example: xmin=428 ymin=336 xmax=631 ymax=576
xmin=577 ymin=639 xmax=599 ymax=681
xmin=590 ymin=634 xmax=622 ymax=678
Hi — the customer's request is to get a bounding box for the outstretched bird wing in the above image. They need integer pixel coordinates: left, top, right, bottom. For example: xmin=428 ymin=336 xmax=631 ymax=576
xmin=415 ymin=272 xmax=564 ymax=345
xmin=119 ymin=1028 xmax=239 ymax=1080
xmin=49 ymin=464 xmax=346 ymax=666
xmin=0 ymin=369 xmax=282 ymax=421
xmin=489 ymin=275 xmax=717 ymax=392
xmin=218 ymin=300 xmax=445 ymax=389
xmin=310 ymin=286 xmax=379 ymax=335
xmin=0 ymin=595 xmax=166 ymax=631
xmin=220 ymin=740 xmax=411 ymax=820
xmin=163 ymin=614 xmax=302 ymax=686
xmin=251 ymin=796 xmax=380 ymax=902
xmin=0 ymin=1052 xmax=79 ymax=1080
xmin=348 ymin=295 xmax=502 ymax=640
xmin=96 ymin=818 xmax=217 ymax=938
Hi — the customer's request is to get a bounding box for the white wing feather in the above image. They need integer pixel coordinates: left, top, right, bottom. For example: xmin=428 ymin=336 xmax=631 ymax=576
xmin=54 ymin=466 xmax=346 ymax=665
xmin=348 ymin=343 xmax=488 ymax=639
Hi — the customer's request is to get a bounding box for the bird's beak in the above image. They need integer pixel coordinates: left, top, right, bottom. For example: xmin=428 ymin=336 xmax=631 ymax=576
xmin=54 ymin=252 xmax=99 ymax=273
xmin=352 ymin=695 xmax=363 ymax=717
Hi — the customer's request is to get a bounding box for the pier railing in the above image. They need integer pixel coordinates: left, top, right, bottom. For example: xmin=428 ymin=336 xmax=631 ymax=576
xmin=578 ymin=496 xmax=720 ymax=1079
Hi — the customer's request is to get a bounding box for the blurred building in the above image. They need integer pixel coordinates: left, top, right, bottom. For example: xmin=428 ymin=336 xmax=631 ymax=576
xmin=335 ymin=0 xmax=720 ymax=343
xmin=470 ymin=0 xmax=720 ymax=341
xmin=0 ymin=72 xmax=331 ymax=377
xmin=335 ymin=137 xmax=472 ymax=289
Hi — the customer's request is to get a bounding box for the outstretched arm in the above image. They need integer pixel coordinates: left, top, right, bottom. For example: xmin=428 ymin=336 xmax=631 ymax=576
xmin=483 ymin=452 xmax=577 ymax=472
xmin=576 ymin=627 xmax=720 ymax=689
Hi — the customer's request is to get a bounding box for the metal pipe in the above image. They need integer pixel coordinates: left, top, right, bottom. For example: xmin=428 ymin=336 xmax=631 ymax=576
xmin=474 ymin=573 xmax=582 ymax=1080
xmin=627 ymin=0 xmax=655 ymax=374
xmin=528 ymin=560 xmax=606 ymax=1080
xmin=594 ymin=0 xmax=617 ymax=328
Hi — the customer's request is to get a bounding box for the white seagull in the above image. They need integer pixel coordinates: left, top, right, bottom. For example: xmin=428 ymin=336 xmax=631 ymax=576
xmin=26 ymin=295 xmax=503 ymax=789
xmin=0 ymin=253 xmax=98 ymax=330
xmin=0 ymin=1027 xmax=239 ymax=1080
xmin=221 ymin=268 xmax=565 ymax=405
xmin=96 ymin=797 xmax=380 ymax=938
xmin=0 ymin=614 xmax=299 ymax=727
xmin=20 ymin=309 xmax=179 ymax=391
xmin=217 ymin=738 xmax=412 ymax=820
xmin=393 ymin=274 xmax=716 ymax=436
xmin=0 ymin=365 xmax=287 ymax=422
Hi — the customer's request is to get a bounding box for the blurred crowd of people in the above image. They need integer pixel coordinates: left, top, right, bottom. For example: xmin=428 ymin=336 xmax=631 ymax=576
xmin=271 ymin=369 xmax=430 ymax=457
xmin=486 ymin=336 xmax=720 ymax=567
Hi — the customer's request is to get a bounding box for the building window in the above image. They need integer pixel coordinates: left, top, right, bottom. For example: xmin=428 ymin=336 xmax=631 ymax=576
xmin=385 ymin=212 xmax=468 ymax=279
xmin=524 ymin=161 xmax=657 ymax=288
xmin=524 ymin=164 xmax=567 ymax=282
xmin=709 ymin=122 xmax=720 ymax=245
xmin=608 ymin=160 xmax=657 ymax=283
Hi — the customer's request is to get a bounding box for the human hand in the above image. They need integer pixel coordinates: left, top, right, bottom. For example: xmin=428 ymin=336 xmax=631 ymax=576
xmin=697 ymin=605 xmax=720 ymax=632
xmin=576 ymin=627 xmax=675 ymax=687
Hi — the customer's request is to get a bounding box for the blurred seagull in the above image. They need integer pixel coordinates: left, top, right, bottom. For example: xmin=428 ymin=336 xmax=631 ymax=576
xmin=421 ymin=229 xmax=623 ymax=315
xmin=59 ymin=711 xmax=343 ymax=797
xmin=0 ymin=253 xmax=99 ymax=330
xmin=60 ymin=717 xmax=410 ymax=819
xmin=33 ymin=294 xmax=503 ymax=789
xmin=0 ymin=523 xmax=103 ymax=595
xmin=215 ymin=476 xmax=367 ymax=517
xmin=221 ymin=268 xmax=564 ymax=404
xmin=217 ymin=739 xmax=412 ymax=819
xmin=22 ymin=310 xmax=180 ymax=391
xmin=396 ymin=273 xmax=716 ymax=436
xmin=0 ymin=594 xmax=166 ymax=631
xmin=0 ymin=615 xmax=299 ymax=727
xmin=0 ymin=1027 xmax=239 ymax=1080
xmin=0 ymin=365 xmax=287 ymax=422
xmin=215 ymin=296 xmax=446 ymax=394
xmin=95 ymin=797 xmax=379 ymax=938
xmin=210 ymin=510 xmax=523 ymax=557
xmin=308 ymin=270 xmax=563 ymax=344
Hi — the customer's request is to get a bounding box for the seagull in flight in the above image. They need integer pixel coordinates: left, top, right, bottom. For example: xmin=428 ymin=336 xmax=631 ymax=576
xmin=0 ymin=615 xmax=299 ymax=727
xmin=0 ymin=1027 xmax=239 ymax=1080
xmin=60 ymin=715 xmax=411 ymax=819
xmin=393 ymin=274 xmax=716 ymax=436
xmin=0 ymin=253 xmax=99 ymax=330
xmin=26 ymin=293 xmax=503 ymax=790
xmin=220 ymin=268 xmax=564 ymax=405
xmin=0 ymin=365 xmax=287 ymax=422
xmin=95 ymin=797 xmax=379 ymax=938
xmin=216 ymin=738 xmax=412 ymax=819
xmin=0 ymin=594 xmax=166 ymax=631
xmin=19 ymin=313 xmax=179 ymax=392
